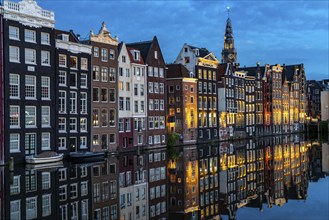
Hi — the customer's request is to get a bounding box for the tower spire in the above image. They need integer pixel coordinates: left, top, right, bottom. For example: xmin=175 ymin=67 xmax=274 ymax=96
xmin=221 ymin=6 xmax=237 ymax=63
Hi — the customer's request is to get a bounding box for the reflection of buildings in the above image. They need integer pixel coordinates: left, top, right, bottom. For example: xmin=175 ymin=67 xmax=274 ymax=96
xmin=322 ymin=143 xmax=329 ymax=174
xmin=168 ymin=145 xmax=199 ymax=219
xmin=91 ymin=158 xmax=118 ymax=219
xmin=119 ymin=152 xmax=148 ymax=220
xmin=198 ymin=143 xmax=220 ymax=219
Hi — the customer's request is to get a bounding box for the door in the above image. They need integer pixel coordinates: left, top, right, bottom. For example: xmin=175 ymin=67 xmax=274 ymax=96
xmin=25 ymin=133 xmax=36 ymax=156
xmin=70 ymin=137 xmax=77 ymax=152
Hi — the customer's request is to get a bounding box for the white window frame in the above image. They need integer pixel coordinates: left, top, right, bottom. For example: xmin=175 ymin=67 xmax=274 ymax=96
xmin=41 ymin=76 xmax=50 ymax=100
xmin=25 ymin=106 xmax=36 ymax=128
xmin=41 ymin=51 xmax=50 ymax=66
xmin=81 ymin=74 xmax=87 ymax=88
xmin=70 ymin=118 xmax=77 ymax=132
xmin=58 ymin=117 xmax=66 ymax=132
xmin=25 ymin=75 xmax=36 ymax=99
xmin=58 ymin=91 xmax=66 ymax=113
xmin=41 ymin=106 xmax=50 ymax=128
xmin=59 ymin=54 xmax=67 ymax=67
xmin=24 ymin=29 xmax=36 ymax=43
xmin=10 ymin=133 xmax=20 ymax=153
xmin=81 ymin=57 xmax=88 ymax=70
xmin=25 ymin=48 xmax=36 ymax=64
xmin=41 ymin=133 xmax=51 ymax=150
xmin=9 ymin=26 xmax=19 ymax=40
xmin=9 ymin=46 xmax=20 ymax=63
xmin=80 ymin=92 xmax=87 ymax=114
xmin=41 ymin=32 xmax=50 ymax=45
xmin=9 ymin=74 xmax=20 ymax=99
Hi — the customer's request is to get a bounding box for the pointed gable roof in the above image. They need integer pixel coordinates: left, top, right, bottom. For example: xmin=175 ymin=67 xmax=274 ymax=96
xmin=187 ymin=44 xmax=211 ymax=57
xmin=127 ymin=40 xmax=153 ymax=62
xmin=166 ymin=64 xmax=191 ymax=78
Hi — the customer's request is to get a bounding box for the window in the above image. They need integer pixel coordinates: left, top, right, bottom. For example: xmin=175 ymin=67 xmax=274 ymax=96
xmin=122 ymin=55 xmax=126 ymax=63
xmin=160 ymin=100 xmax=164 ymax=110
xmin=149 ymin=99 xmax=153 ymax=110
xmin=9 ymin=26 xmax=19 ymax=40
xmin=125 ymin=119 xmax=131 ymax=131
xmin=41 ymin=76 xmax=50 ymax=99
xmin=41 ymin=51 xmax=50 ymax=65
xmin=101 ymin=67 xmax=108 ymax=82
xmin=41 ymin=133 xmax=50 ymax=150
xmin=80 ymin=93 xmax=87 ymax=114
xmin=70 ymin=56 xmax=77 ymax=69
xmin=154 ymin=99 xmax=159 ymax=110
xmin=25 ymin=48 xmax=36 ymax=64
xmin=41 ymin=106 xmax=50 ymax=127
xmin=101 ymin=109 xmax=108 ymax=127
xmin=9 ymin=46 xmax=20 ymax=62
xmin=58 ymin=117 xmax=66 ymax=132
xmin=25 ymin=29 xmax=36 ymax=42
xmin=101 ymin=48 xmax=108 ymax=61
xmin=109 ymin=133 xmax=116 ymax=144
xmin=134 ymin=51 xmax=140 ymax=60
xmin=109 ymin=68 xmax=116 ymax=82
xmin=81 ymin=58 xmax=88 ymax=70
xmin=41 ymin=32 xmax=50 ymax=45
xmin=154 ymin=50 xmax=158 ymax=59
xmin=26 ymin=197 xmax=37 ymax=219
xmin=148 ymin=67 xmax=153 ymax=76
xmin=140 ymin=84 xmax=144 ymax=96
xmin=80 ymin=118 xmax=87 ymax=132
xmin=10 ymin=134 xmax=20 ymax=152
xmin=126 ymin=97 xmax=131 ymax=111
xmin=70 ymin=72 xmax=77 ymax=87
xmin=58 ymin=137 xmax=66 ymax=150
xmin=159 ymin=68 xmax=164 ymax=78
xmin=109 ymin=89 xmax=116 ymax=102
xmin=42 ymin=194 xmax=51 ymax=217
xmin=110 ymin=49 xmax=115 ymax=60
xmin=94 ymin=47 xmax=99 ymax=57
xmin=25 ymin=75 xmax=36 ymax=99
xmin=93 ymin=66 xmax=99 ymax=81
xmin=154 ymin=83 xmax=159 ymax=93
xmin=118 ymin=119 xmax=124 ymax=132
xmin=109 ymin=109 xmax=115 ymax=126
xmin=149 ymin=82 xmax=153 ymax=93
xmin=141 ymin=101 xmax=145 ymax=113
xmin=159 ymin=83 xmax=164 ymax=94
xmin=154 ymin=67 xmax=159 ymax=77
xmin=25 ymin=106 xmax=36 ymax=127
xmin=119 ymin=67 xmax=123 ymax=76
xmin=80 ymin=74 xmax=87 ymax=88
xmin=93 ymin=109 xmax=99 ymax=127
xmin=59 ymin=54 xmax=66 ymax=67
xmin=59 ymin=71 xmax=66 ymax=86
xmin=9 ymin=74 xmax=19 ymax=98
xmin=119 ymin=97 xmax=124 ymax=110
xmin=70 ymin=92 xmax=77 ymax=113
xmin=59 ymin=91 xmax=66 ymax=113
xmin=70 ymin=118 xmax=77 ymax=132
xmin=126 ymin=68 xmax=130 ymax=77
xmin=134 ymin=84 xmax=138 ymax=96
xmin=10 ymin=106 xmax=20 ymax=128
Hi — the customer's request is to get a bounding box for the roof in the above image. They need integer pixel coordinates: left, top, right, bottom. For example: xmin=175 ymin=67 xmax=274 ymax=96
xmin=126 ymin=46 xmax=145 ymax=65
xmin=238 ymin=65 xmax=265 ymax=78
xmin=166 ymin=64 xmax=191 ymax=78
xmin=126 ymin=40 xmax=152 ymax=62
xmin=187 ymin=44 xmax=211 ymax=57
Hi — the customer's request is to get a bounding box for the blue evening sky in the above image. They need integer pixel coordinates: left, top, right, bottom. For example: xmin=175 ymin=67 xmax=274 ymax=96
xmin=37 ymin=0 xmax=328 ymax=80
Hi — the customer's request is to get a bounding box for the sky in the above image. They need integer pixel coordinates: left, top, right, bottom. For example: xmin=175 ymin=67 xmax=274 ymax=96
xmin=36 ymin=0 xmax=328 ymax=80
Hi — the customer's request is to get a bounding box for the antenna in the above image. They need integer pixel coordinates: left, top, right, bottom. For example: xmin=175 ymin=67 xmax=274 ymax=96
xmin=227 ymin=6 xmax=230 ymax=18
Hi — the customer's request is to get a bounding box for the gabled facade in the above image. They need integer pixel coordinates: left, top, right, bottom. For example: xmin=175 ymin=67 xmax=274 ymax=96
xmin=1 ymin=0 xmax=56 ymax=163
xmin=55 ymin=29 xmax=92 ymax=154
xmin=175 ymin=44 xmax=219 ymax=142
xmin=88 ymin=22 xmax=119 ymax=153
xmin=166 ymin=64 xmax=197 ymax=144
xmin=127 ymin=36 xmax=167 ymax=149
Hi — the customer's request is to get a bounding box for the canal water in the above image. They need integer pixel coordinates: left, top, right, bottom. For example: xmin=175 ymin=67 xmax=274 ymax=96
xmin=1 ymin=134 xmax=328 ymax=220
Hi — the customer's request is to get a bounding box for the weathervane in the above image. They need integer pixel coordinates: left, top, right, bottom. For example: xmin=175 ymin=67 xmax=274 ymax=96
xmin=227 ymin=6 xmax=230 ymax=18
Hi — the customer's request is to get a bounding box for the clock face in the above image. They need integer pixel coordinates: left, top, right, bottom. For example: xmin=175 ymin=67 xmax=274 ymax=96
xmin=228 ymin=54 xmax=234 ymax=60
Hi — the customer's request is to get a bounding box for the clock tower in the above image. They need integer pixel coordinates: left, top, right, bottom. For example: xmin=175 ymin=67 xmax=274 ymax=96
xmin=221 ymin=7 xmax=237 ymax=63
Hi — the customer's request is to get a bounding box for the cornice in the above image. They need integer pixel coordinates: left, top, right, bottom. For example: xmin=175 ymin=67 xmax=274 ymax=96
xmin=2 ymin=0 xmax=55 ymax=28
xmin=56 ymin=40 xmax=92 ymax=54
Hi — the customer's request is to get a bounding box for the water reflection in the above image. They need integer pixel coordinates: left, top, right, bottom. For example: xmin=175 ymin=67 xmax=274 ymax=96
xmin=2 ymin=134 xmax=328 ymax=220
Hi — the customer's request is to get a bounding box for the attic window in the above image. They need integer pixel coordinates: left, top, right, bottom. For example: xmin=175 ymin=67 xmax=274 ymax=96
xmin=184 ymin=57 xmax=190 ymax=64
xmin=61 ymin=34 xmax=69 ymax=41
xmin=154 ymin=51 xmax=158 ymax=59
xmin=184 ymin=47 xmax=188 ymax=53
xmin=134 ymin=51 xmax=140 ymax=61
xmin=194 ymin=49 xmax=199 ymax=56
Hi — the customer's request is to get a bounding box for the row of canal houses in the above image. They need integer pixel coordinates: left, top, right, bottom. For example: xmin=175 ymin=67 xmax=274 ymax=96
xmin=0 ymin=0 xmax=308 ymax=163
xmin=1 ymin=134 xmax=316 ymax=219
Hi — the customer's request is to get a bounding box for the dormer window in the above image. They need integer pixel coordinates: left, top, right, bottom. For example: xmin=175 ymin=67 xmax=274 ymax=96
xmin=194 ymin=49 xmax=199 ymax=56
xmin=134 ymin=51 xmax=140 ymax=61
xmin=61 ymin=34 xmax=69 ymax=42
